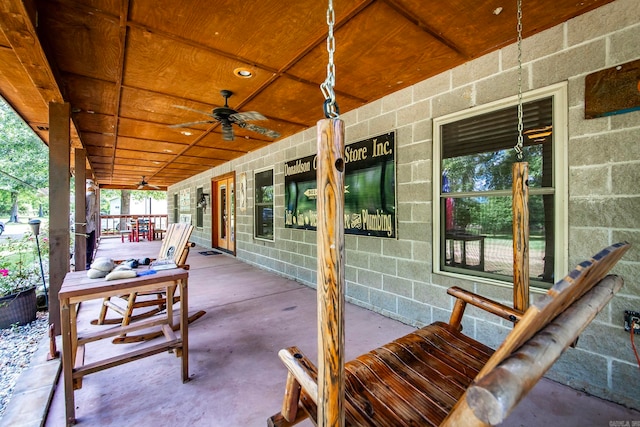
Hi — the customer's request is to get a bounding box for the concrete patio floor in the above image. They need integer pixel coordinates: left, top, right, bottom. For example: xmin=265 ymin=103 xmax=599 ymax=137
xmin=33 ymin=237 xmax=640 ymax=426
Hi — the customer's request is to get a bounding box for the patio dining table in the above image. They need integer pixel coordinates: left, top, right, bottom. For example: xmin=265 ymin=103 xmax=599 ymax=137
xmin=129 ymin=217 xmax=155 ymax=242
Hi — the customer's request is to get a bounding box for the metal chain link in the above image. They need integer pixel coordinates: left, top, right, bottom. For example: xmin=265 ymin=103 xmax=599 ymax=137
xmin=320 ymin=0 xmax=339 ymax=118
xmin=514 ymin=0 xmax=524 ymax=160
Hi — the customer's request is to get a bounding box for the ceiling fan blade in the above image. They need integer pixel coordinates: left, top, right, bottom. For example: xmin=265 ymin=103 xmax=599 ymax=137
xmin=229 ymin=111 xmax=266 ymax=122
xmin=169 ymin=120 xmax=215 ymax=128
xmin=222 ymin=124 xmax=234 ymax=141
xmin=148 ymin=185 xmax=161 ymax=190
xmin=137 ymin=184 xmax=144 ymax=190
xmin=173 ymin=105 xmax=212 ymax=116
xmin=241 ymin=122 xmax=281 ymax=139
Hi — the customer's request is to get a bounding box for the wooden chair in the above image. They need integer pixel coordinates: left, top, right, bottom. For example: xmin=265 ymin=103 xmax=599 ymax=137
xmin=92 ymin=222 xmax=205 ymax=343
xmin=136 ymin=218 xmax=150 ymax=241
xmin=268 ymin=242 xmax=630 ymax=426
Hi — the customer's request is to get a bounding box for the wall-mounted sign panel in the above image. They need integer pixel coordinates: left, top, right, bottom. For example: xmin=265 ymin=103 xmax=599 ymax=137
xmin=284 ymin=132 xmax=396 ymax=238
xmin=179 ymin=188 xmax=190 ymax=212
xmin=585 ymin=58 xmax=640 ymax=119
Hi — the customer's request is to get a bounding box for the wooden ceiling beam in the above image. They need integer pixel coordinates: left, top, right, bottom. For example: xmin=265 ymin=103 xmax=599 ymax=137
xmin=107 ymin=0 xmax=131 ymax=185
xmin=227 ymin=0 xmax=373 ymax=116
xmin=381 ymin=0 xmax=470 ymax=59
xmin=0 ymin=0 xmax=63 ymax=106
xmin=99 ymin=184 xmax=168 ymax=191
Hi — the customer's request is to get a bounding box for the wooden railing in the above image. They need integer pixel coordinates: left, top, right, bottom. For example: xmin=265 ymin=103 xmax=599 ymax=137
xmin=100 ymin=214 xmax=168 ymax=236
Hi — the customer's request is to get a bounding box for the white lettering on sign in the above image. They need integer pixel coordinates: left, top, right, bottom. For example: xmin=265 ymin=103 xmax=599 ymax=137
xmin=344 ymin=145 xmax=367 ymax=163
xmin=285 ymin=159 xmax=311 ymax=177
xmin=361 ymin=209 xmax=394 ymax=236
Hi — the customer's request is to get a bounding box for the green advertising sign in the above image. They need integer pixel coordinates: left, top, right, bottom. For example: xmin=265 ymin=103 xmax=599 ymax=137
xmin=284 ymin=132 xmax=396 ymax=238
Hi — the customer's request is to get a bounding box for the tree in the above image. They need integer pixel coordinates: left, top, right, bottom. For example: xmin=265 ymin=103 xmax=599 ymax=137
xmin=0 ymin=99 xmax=49 ymax=221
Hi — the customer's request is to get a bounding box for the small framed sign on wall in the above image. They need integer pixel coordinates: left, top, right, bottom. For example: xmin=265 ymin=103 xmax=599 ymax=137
xmin=179 ymin=188 xmax=190 ymax=211
xmin=238 ymin=172 xmax=247 ymax=212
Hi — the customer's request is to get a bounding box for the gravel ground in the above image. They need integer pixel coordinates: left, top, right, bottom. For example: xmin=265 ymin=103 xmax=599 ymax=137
xmin=0 ymin=311 xmax=49 ymax=418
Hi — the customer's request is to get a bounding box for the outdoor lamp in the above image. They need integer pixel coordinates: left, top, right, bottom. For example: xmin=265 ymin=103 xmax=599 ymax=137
xmin=28 ymin=219 xmax=48 ymax=306
xmin=198 ymin=193 xmax=210 ymax=209
xmin=29 ymin=218 xmax=40 ymax=236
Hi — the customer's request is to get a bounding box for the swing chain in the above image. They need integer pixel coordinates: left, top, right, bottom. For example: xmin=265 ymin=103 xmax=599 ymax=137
xmin=320 ymin=0 xmax=340 ymax=118
xmin=514 ymin=0 xmax=524 ymax=161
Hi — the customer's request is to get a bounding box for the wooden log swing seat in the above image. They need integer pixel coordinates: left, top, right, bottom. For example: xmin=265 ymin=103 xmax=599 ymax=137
xmin=267 ymin=6 xmax=628 ymax=423
xmin=268 ymin=113 xmax=631 ymax=427
xmin=269 ymin=241 xmax=630 ymax=426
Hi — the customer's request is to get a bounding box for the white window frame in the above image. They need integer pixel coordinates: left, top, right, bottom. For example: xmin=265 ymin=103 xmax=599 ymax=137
xmin=432 ymin=82 xmax=568 ymax=290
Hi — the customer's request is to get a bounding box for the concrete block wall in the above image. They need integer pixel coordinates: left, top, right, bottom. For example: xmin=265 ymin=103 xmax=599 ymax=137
xmin=170 ymin=0 xmax=639 ymax=409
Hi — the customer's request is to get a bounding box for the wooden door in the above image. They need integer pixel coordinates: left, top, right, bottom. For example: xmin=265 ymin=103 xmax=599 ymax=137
xmin=212 ymin=174 xmax=235 ymax=253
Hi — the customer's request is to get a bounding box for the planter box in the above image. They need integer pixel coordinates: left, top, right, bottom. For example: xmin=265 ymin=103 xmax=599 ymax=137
xmin=0 ymin=286 xmax=37 ymax=329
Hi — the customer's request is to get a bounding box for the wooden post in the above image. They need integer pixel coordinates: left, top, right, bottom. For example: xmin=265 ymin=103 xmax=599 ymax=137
xmin=512 ymin=162 xmax=529 ymax=312
xmin=316 ymin=118 xmax=345 ymax=427
xmin=49 ymin=102 xmax=71 ymax=335
xmin=74 ymin=149 xmax=86 ymax=272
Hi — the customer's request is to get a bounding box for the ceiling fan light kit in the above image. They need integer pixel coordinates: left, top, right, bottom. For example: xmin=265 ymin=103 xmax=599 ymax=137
xmin=171 ymin=90 xmax=280 ymax=142
xmin=137 ymin=176 xmax=160 ymax=190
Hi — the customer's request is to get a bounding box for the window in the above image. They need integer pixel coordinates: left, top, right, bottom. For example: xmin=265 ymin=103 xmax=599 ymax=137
xmin=433 ymin=83 xmax=567 ymax=289
xmin=196 ymin=187 xmax=204 ymax=228
xmin=254 ymin=168 xmax=274 ymax=241
xmin=173 ymin=193 xmax=179 ymax=223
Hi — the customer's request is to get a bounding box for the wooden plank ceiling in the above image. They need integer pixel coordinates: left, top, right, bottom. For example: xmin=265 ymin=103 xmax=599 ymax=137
xmin=0 ymin=0 xmax=614 ymax=190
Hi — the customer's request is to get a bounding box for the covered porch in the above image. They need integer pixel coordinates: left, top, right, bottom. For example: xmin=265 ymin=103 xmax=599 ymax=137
xmin=24 ymin=237 xmax=638 ymax=426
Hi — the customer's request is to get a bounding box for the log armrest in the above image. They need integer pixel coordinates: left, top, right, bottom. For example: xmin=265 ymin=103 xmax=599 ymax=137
xmin=447 ymin=286 xmax=523 ymax=330
xmin=278 ymin=347 xmax=318 ymax=406
xmin=463 ymin=275 xmax=623 ymax=425
xmin=268 ymin=346 xmax=318 ymax=427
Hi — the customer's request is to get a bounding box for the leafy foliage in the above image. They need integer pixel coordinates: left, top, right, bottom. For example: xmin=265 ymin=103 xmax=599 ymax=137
xmin=443 ymin=144 xmax=546 ymax=234
xmin=0 ymin=99 xmax=49 ymax=219
xmin=0 ymin=229 xmax=48 ymax=296
xmin=99 ymin=189 xmax=165 ymax=214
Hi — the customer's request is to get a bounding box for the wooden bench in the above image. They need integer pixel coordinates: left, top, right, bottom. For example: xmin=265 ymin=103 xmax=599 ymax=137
xmin=268 ymin=241 xmax=630 ymax=426
xmin=92 ymin=223 xmax=205 ymax=343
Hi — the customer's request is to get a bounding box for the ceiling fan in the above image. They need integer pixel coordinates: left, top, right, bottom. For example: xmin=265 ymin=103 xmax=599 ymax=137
xmin=137 ymin=176 xmax=160 ymax=190
xmin=170 ymin=89 xmax=281 ymax=141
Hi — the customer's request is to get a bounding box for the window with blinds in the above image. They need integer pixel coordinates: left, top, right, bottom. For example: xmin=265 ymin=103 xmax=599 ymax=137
xmin=433 ymin=84 xmax=567 ymax=289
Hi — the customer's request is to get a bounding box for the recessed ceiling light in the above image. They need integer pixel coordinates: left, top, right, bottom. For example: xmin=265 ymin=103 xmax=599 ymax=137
xmin=234 ymin=67 xmax=253 ymax=78
xmin=181 ymin=131 xmax=192 ymax=136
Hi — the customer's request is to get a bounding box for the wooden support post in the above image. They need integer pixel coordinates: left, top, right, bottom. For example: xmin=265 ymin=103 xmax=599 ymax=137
xmin=47 ymin=323 xmax=60 ymax=360
xmin=512 ymin=162 xmax=529 ymax=312
xmin=49 ymin=102 xmax=71 ymax=335
xmin=281 ymin=372 xmax=302 ymax=421
xmin=316 ymin=118 xmax=345 ymax=427
xmin=74 ymin=149 xmax=86 ymax=272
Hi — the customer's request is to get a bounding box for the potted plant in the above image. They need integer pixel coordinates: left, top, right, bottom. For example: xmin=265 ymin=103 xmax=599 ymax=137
xmin=0 ymin=234 xmax=44 ymax=329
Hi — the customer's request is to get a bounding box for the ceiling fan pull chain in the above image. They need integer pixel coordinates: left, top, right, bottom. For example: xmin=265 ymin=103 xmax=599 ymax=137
xmin=320 ymin=0 xmax=340 ymax=119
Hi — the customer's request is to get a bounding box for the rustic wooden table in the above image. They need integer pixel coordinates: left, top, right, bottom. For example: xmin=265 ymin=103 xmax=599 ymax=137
xmin=59 ymin=268 xmax=189 ymax=426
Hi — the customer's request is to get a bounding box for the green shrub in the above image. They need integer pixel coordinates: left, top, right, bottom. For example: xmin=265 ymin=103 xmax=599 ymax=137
xmin=0 ymin=231 xmax=47 ymax=297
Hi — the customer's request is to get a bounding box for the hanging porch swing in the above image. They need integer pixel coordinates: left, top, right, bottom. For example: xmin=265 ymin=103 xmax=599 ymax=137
xmin=268 ymin=1 xmax=630 ymax=425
